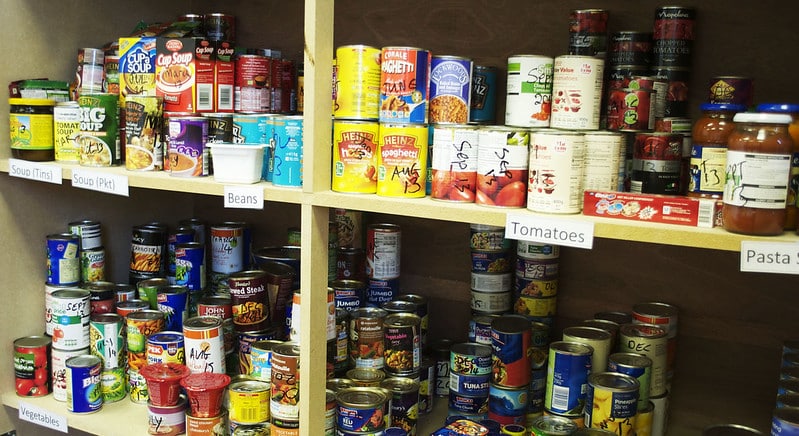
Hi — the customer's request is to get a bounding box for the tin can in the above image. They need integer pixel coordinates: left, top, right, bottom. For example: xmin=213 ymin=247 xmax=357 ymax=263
xmin=232 ymin=113 xmax=267 ymax=144
xmin=127 ymin=310 xmax=165 ymax=371
xmin=515 ymin=276 xmax=559 ymax=299
xmin=130 ymin=227 xmax=167 ymax=281
xmin=708 ymin=76 xmax=754 ymax=107
xmin=419 ymin=358 xmax=435 ymax=414
xmin=137 ymin=278 xmax=166 ymax=311
xmin=157 ymin=285 xmax=189 ymax=332
xmin=629 ymin=76 xmax=668 ymax=119
xmin=331 ymin=279 xmax=367 ymax=311
xmin=168 ymin=116 xmax=209 ymax=176
xmin=513 ymin=295 xmax=557 ymax=318
xmin=229 ymin=379 xmax=270 ymax=424
xmin=632 ymin=302 xmax=678 ymax=382
xmin=337 ymin=387 xmax=390 ymax=432
xmin=568 ymin=9 xmax=609 ymax=58
xmin=148 ymin=395 xmax=187 ymax=435
xmin=333 ymin=309 xmax=350 ymax=376
xmin=544 ymin=341 xmax=593 ymax=416
xmin=772 ymin=408 xmax=799 ymax=436
xmin=167 ymin=227 xmax=195 ymax=281
xmin=251 ymin=339 xmax=283 ymax=382
xmin=113 ymin=283 xmax=137 ymax=303
xmin=48 ymin=289 xmax=91 ymax=350
xmin=451 ymin=343 xmax=493 ymax=376
xmin=174 ymin=242 xmax=206 ymax=292
xmin=332 ymin=120 xmax=380 ymax=193
xmin=472 ymin=290 xmax=512 ymax=314
xmin=634 ymin=400 xmax=654 ymax=436
xmin=382 ymin=377 xmax=420 ymax=435
xmin=379 ymin=47 xmax=431 ymax=124
xmin=562 ymin=326 xmax=612 ymax=376
xmin=272 ymin=115 xmax=304 ymax=187
xmin=128 ymin=368 xmax=149 ymax=404
xmin=516 ymin=257 xmax=559 ymax=281
xmin=630 ymin=132 xmax=683 ymax=195
xmin=366 ymin=223 xmax=401 ymax=280
xmin=608 ymin=353 xmax=652 ymax=410
xmin=429 ymin=55 xmax=473 ymax=124
xmin=52 ymin=346 xmax=87 ymax=402
xmin=550 ymin=56 xmax=604 ymax=130
xmin=449 ymin=371 xmax=490 ymax=398
xmin=490 ymin=316 xmax=532 ymax=388
xmin=652 ymin=6 xmax=696 ymax=68
xmin=618 ymin=324 xmax=667 ymax=398
xmin=210 ymin=222 xmax=249 ymax=275
xmin=89 ymin=313 xmax=126 ymax=402
xmin=472 ymin=250 xmax=513 ymax=274
xmin=489 ymin=384 xmax=528 ymax=425
xmin=228 ymin=270 xmax=270 ymax=332
xmin=66 ymin=355 xmax=103 ymax=413
xmin=347 ymin=367 xmax=386 ymax=388
xmin=470 ymin=65 xmax=498 ymax=123
xmin=470 ymin=224 xmax=511 ymax=252
xmin=515 ymin=241 xmax=558 ymax=260
xmin=472 ymin=272 xmax=513 ymax=293
xmin=366 ymin=277 xmax=400 ymax=307
xmin=476 ymin=126 xmax=529 ymax=207
xmin=270 ymin=342 xmax=301 ymax=420
xmin=235 ymin=55 xmax=271 ymax=113
xmin=203 ymin=13 xmax=236 ymax=41
xmin=584 ymin=372 xmax=639 ymax=435
xmin=205 ymin=113 xmax=235 ymax=143
xmin=583 ymin=131 xmax=626 ymax=192
xmin=350 ymin=307 xmax=387 ymax=369
xmin=469 ymin=315 xmax=500 ymax=345
xmin=68 ymin=219 xmax=102 ymax=251
xmin=147 ymin=331 xmax=185 ymax=366
xmin=239 ymin=329 xmax=280 ymax=376
xmin=505 ymin=55 xmax=554 ymax=128
xmin=530 ymin=414 xmax=578 ymax=435
xmin=651 ymin=67 xmax=690 ymax=118
xmin=609 ymin=31 xmax=653 ymax=67
xmin=606 ymin=88 xmax=655 ymax=131
xmin=527 ymin=130 xmax=586 ymax=214
xmin=14 ymin=336 xmax=51 ymax=397
xmin=394 ymin=294 xmax=429 ymax=348
xmin=80 ymin=248 xmax=106 ymax=284
xmin=449 ymin=392 xmax=490 ymax=417
xmin=377 ymin=123 xmax=428 ymax=198
xmin=337 ymin=247 xmax=366 ymax=282
xmin=334 ymin=45 xmax=381 ymax=120
xmin=186 ymin=410 xmax=228 ymax=435
xmin=431 ymin=124 xmax=479 ymax=202
xmin=54 ymin=101 xmax=82 ymax=162
xmin=125 ymin=95 xmax=164 ymax=171
xmin=183 ymin=315 xmax=226 ymax=374
xmin=383 ymin=313 xmax=421 ymax=375
xmin=77 ymin=93 xmax=120 ymax=166
xmin=116 ymin=299 xmax=150 ymax=318
xmin=196 ymin=296 xmax=234 ymax=355
xmin=47 ymin=233 xmax=81 ymax=286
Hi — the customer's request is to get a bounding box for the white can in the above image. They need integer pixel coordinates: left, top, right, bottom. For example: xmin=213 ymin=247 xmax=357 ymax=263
xmin=183 ymin=316 xmax=226 ymax=374
xmin=583 ymin=131 xmax=626 ymax=192
xmin=470 ymin=272 xmax=513 ymax=292
xmin=431 ymin=124 xmax=480 ymax=202
xmin=650 ymin=392 xmax=669 ymax=436
xmin=52 ymin=347 xmax=90 ymax=402
xmin=47 ymin=289 xmax=91 ymax=351
xmin=528 ymin=130 xmax=586 ymax=214
xmin=471 ymin=290 xmax=512 ymax=314
xmin=550 ymin=55 xmax=605 ymax=130
xmin=476 ymin=126 xmax=530 ymax=208
xmin=562 ymin=326 xmax=613 ymax=375
xmin=505 ymin=55 xmax=554 ymax=128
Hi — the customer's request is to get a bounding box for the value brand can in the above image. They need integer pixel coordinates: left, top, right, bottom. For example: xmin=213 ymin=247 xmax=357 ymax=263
xmin=379 ymin=47 xmax=431 ymax=124
xmin=47 ymin=233 xmax=81 ymax=286
xmin=431 ymin=124 xmax=479 ymax=202
xmin=528 ymin=130 xmax=586 ymax=214
xmin=475 ymin=126 xmax=530 ymax=207
xmin=584 ymin=372 xmax=639 ymax=435
xmin=618 ymin=324 xmax=668 ymax=398
xmin=77 ymin=93 xmax=120 ymax=167
xmin=505 ymin=55 xmax=554 ymax=128
xmin=366 ymin=223 xmax=401 ymax=280
xmin=608 ymin=352 xmax=653 ymax=409
xmin=429 ymin=55 xmax=473 ymax=124
xmin=334 ymin=45 xmax=382 ymax=120
xmin=14 ymin=336 xmax=51 ymax=397
xmin=544 ymin=341 xmax=593 ymax=416
xmin=332 ymin=120 xmax=380 ymax=193
xmin=66 ymin=354 xmax=103 ymax=413
xmin=377 ymin=123 xmax=428 ymax=198
xmin=271 ymin=342 xmax=301 ymax=420
xmin=228 ymin=379 xmax=270 ymax=424
xmin=383 ymin=313 xmax=421 ymax=375
xmin=48 ymin=289 xmax=91 ymax=350
xmin=550 ymin=55 xmax=605 ymax=130
xmin=183 ymin=315 xmax=226 ymax=374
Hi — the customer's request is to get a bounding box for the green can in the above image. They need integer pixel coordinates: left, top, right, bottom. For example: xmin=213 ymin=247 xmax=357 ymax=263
xmin=77 ymin=93 xmax=120 ymax=166
xmin=89 ymin=312 xmax=127 ymax=403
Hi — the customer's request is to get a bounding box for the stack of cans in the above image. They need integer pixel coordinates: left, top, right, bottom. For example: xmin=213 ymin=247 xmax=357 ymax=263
xmin=651 ymin=6 xmax=696 ymax=119
xmin=512 ymin=241 xmax=559 ymax=325
xmin=469 ymin=224 xmax=514 ymax=315
xmin=448 ymin=342 xmax=492 ymax=421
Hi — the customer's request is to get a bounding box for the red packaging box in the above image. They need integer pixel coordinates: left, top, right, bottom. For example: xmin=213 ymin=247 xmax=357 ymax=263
xmin=213 ymin=40 xmax=235 ymax=113
xmin=582 ymin=190 xmax=718 ymax=228
xmin=155 ymin=38 xmax=215 ymax=113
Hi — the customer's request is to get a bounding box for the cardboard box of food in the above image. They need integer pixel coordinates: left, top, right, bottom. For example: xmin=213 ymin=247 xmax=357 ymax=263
xmin=155 ymin=37 xmax=215 ymax=113
xmin=583 ymin=190 xmax=718 ymax=227
xmin=119 ymin=37 xmax=157 ymax=103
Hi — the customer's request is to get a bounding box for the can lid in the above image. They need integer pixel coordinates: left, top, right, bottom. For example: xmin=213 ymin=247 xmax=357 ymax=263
xmin=336 ymin=387 xmax=388 ymax=408
xmin=380 ymin=376 xmax=420 ymax=393
xmin=14 ymin=336 xmax=52 ymax=349
xmin=702 ymin=423 xmax=765 ymax=435
xmin=588 ymin=372 xmax=640 ymax=391
xmin=9 ymin=98 xmax=56 ymax=106
xmin=699 ymin=103 xmax=747 ymax=112
xmin=733 ymin=112 xmax=793 ymax=124
xmin=756 ymin=103 xmax=799 ymax=115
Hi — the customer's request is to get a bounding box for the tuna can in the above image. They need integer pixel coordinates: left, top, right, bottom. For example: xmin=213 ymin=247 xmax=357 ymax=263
xmin=13 ymin=336 xmax=51 ymax=397
xmin=584 ymin=372 xmax=639 ymax=435
xmin=332 ymin=120 xmax=380 ymax=193
xmin=449 ymin=371 xmax=490 ymax=397
xmin=471 ymin=290 xmax=512 ymax=314
xmin=77 ymin=93 xmax=120 ymax=166
xmin=652 ymin=6 xmax=696 ymax=68
xmin=505 ymin=55 xmax=554 ymax=128
xmin=490 ymin=316 xmax=532 ymax=388
xmin=471 ymin=272 xmax=513 ymax=293
xmin=156 ymin=285 xmax=188 ymax=331
xmin=350 ymin=307 xmax=387 ymax=369
xmin=148 ymin=395 xmax=188 ymax=435
xmin=530 ymin=414 xmax=578 ymax=435
xmin=632 ymin=302 xmax=678 ymax=382
xmin=513 ymin=295 xmax=557 ymax=318
xmin=68 ymin=219 xmax=103 ymax=251
xmin=116 ymin=299 xmax=150 ymax=318
xmin=54 ymin=101 xmax=82 ymax=162
xmin=229 ymin=270 xmax=270 ymax=332
xmin=89 ymin=313 xmax=126 ymax=402
xmin=606 ymin=88 xmax=655 ymax=131
xmin=334 ymin=45 xmax=381 ymax=120
xmin=197 ymin=295 xmax=235 ymax=354
xmin=431 ymin=123 xmax=479 ymax=202
xmin=527 ymin=130 xmax=586 ymax=214
xmin=516 ymin=257 xmax=559 ymax=280
xmin=124 ymin=95 xmax=165 ymax=171
xmin=607 ymin=353 xmax=652 ymax=409
xmin=609 ymin=31 xmax=653 ymax=67
xmin=469 ymin=315 xmax=501 ymax=345
xmin=81 ymin=248 xmax=106 ymax=284
xmin=238 ymin=329 xmax=280 ymax=375
xmin=449 ymin=392 xmax=490 ymax=417
xmin=174 ymin=241 xmax=206 ymax=292
xmin=234 ymin=55 xmax=271 ymax=113
xmin=229 ymin=379 xmax=270 ymax=424
xmin=272 ymin=115 xmax=304 ymax=187
xmin=147 ymin=331 xmax=185 ymax=366
xmin=331 ymin=279 xmax=367 ymax=312
xmin=167 ymin=116 xmax=209 ymax=177
xmin=451 ymin=342 xmax=493 ymax=376
xmin=618 ymin=324 xmax=667 ymax=398
xmin=489 ymin=384 xmax=528 ymax=426
xmin=429 ymin=55 xmax=473 ymax=124
xmin=470 ymin=224 xmax=511 ymax=252
xmin=381 ymin=377 xmax=420 ymax=435
xmin=516 ymin=241 xmax=558 ymax=260
xmin=515 ymin=276 xmax=559 ymax=298
xmin=270 ymin=342 xmax=301 ymax=420
xmin=337 ymin=387 xmax=390 ymax=432
xmin=476 ymin=126 xmax=530 ymax=207
xmin=366 ymin=223 xmax=401 ymax=280
xmin=544 ymin=341 xmax=593 ymax=416
xmin=346 ymin=367 xmax=386 ymax=388
xmin=66 ymin=354 xmax=103 ymax=413
xmin=186 ymin=410 xmax=228 ymax=435
xmin=48 ymin=289 xmax=91 ymax=350
xmin=183 ymin=315 xmax=226 ymax=374
xmin=568 ymin=9 xmax=609 ymax=58
xmin=210 ymin=222 xmax=249 ymax=276
xmin=472 ymin=250 xmax=513 ymax=274
xmin=562 ymin=326 xmax=613 ymax=376
xmin=550 ymin=55 xmax=605 ymax=130
xmin=250 ymin=339 xmax=283 ymax=382
xmin=470 ymin=65 xmax=499 ymax=124
xmin=377 ymin=123 xmax=428 ymax=198
xmin=47 ymin=233 xmax=81 ymax=286
xmin=583 ymin=131 xmax=626 ymax=192
xmin=379 ymin=47 xmax=431 ymax=124
xmin=383 ymin=313 xmax=421 ymax=375
xmin=419 ymin=358 xmax=435 ymax=414
xmin=631 ymin=132 xmax=683 ymax=195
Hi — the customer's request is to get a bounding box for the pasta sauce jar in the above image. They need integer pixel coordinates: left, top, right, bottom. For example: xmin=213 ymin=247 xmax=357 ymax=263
xmin=723 ymin=112 xmax=794 ymax=235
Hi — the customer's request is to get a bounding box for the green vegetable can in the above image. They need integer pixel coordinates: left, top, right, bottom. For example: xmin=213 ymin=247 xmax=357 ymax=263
xmin=89 ymin=313 xmax=127 ymax=403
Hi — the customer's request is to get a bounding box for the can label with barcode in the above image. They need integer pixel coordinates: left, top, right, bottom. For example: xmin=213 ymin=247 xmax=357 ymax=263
xmin=544 ymin=341 xmax=593 ymax=416
xmin=366 ymin=223 xmax=401 ymax=280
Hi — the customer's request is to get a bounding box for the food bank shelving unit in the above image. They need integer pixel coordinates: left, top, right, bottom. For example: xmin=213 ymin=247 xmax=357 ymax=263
xmin=1 ymin=1 xmax=798 ymax=435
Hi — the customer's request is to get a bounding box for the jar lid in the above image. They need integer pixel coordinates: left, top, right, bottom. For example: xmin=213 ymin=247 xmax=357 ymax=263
xmin=756 ymin=103 xmax=799 ymax=114
xmin=732 ymin=112 xmax=793 ymax=124
xmin=699 ymin=103 xmax=747 ymax=112
xmin=9 ymin=98 xmax=55 ymax=106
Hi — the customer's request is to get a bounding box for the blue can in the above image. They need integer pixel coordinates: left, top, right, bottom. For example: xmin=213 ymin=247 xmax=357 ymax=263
xmin=262 ymin=115 xmax=280 ymax=182
xmin=331 ymin=279 xmax=367 ymax=311
xmin=66 ymin=355 xmax=103 ymax=413
xmin=471 ymin=250 xmax=512 ymax=274
xmin=449 ymin=372 xmax=490 ymax=397
xmin=167 ymin=227 xmax=195 ymax=282
xmin=773 ymin=408 xmax=799 ymax=436
xmin=544 ymin=341 xmax=593 ymax=416
xmin=470 ymin=65 xmax=498 ymax=124
xmin=530 ymin=368 xmax=547 ymax=392
xmin=156 ymin=285 xmax=188 ymax=331
xmin=429 ymin=55 xmax=473 ymax=124
xmin=272 ymin=115 xmax=303 ymax=187
xmin=47 ymin=233 xmax=80 ymax=286
xmin=448 ymin=392 xmax=489 ymax=415
xmin=529 ymin=390 xmax=545 ymax=413
xmin=232 ymin=113 xmax=267 ymax=144
xmin=366 ymin=277 xmax=400 ymax=306
xmin=488 ymin=384 xmax=528 ymax=420
xmin=146 ymin=331 xmax=185 ymax=365
xmin=468 ymin=315 xmax=499 ymax=345
xmin=174 ymin=242 xmax=205 ymax=292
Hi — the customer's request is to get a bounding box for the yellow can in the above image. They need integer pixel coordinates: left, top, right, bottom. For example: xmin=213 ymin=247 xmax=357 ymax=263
xmin=9 ymin=98 xmax=55 ymax=161
xmin=514 ymin=295 xmax=557 ymax=318
xmin=334 ymin=45 xmax=381 ymax=120
xmin=585 ymin=372 xmax=639 ymax=436
xmin=377 ymin=123 xmax=428 ymax=198
xmin=332 ymin=120 xmax=379 ymax=193
xmin=228 ymin=379 xmax=270 ymax=424
xmin=634 ymin=400 xmax=654 ymax=436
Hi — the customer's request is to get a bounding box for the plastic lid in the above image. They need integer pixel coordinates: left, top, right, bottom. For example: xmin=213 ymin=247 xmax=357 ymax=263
xmin=699 ymin=103 xmax=747 ymax=112
xmin=756 ymin=103 xmax=799 ymax=114
xmin=732 ymin=112 xmax=793 ymax=124
xmin=9 ymin=98 xmax=55 ymax=106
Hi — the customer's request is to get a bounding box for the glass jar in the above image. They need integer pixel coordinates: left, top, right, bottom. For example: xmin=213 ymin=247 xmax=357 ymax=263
xmin=688 ymin=103 xmax=746 ymax=198
xmin=9 ymin=98 xmax=56 ymax=161
xmin=757 ymin=103 xmax=799 ymax=230
xmin=723 ymin=112 xmax=794 ymax=236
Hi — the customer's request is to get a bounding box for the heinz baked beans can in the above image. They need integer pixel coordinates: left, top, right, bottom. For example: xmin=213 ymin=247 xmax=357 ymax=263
xmin=584 ymin=372 xmax=639 ymax=435
xmin=583 ymin=131 xmax=626 ymax=192
xmin=47 ymin=233 xmax=81 ymax=286
xmin=476 ymin=127 xmax=530 ymax=207
xmin=334 ymin=45 xmax=382 ymax=120
xmin=271 ymin=342 xmax=301 ymax=420
xmin=183 ymin=315 xmax=226 ymax=374
xmin=377 ymin=123 xmax=428 ymax=198
xmin=505 ymin=55 xmax=554 ymax=128
xmin=430 ymin=124 xmax=479 ymax=202
xmin=631 ymin=132 xmax=683 ymax=195
xmin=470 ymin=65 xmax=498 ymax=124
xmin=332 ymin=120 xmax=379 ymax=193
xmin=528 ymin=130 xmax=586 ymax=214
xmin=429 ymin=55 xmax=473 ymax=124
xmin=544 ymin=341 xmax=592 ymax=417
xmin=550 ymin=55 xmax=604 ymax=130
xmin=379 ymin=47 xmax=431 ymax=124
xmin=14 ymin=336 xmax=51 ymax=397
xmin=568 ymin=9 xmax=609 ymax=58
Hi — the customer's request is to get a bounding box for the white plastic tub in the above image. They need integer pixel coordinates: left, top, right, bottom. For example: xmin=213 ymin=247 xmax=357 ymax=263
xmin=208 ymin=143 xmax=266 ymax=184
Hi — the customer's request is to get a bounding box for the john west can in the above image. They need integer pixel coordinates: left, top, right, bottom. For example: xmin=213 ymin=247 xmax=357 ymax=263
xmin=584 ymin=372 xmax=639 ymax=436
xmin=383 ymin=313 xmax=421 ymax=375
xmin=66 ymin=355 xmax=103 ymax=413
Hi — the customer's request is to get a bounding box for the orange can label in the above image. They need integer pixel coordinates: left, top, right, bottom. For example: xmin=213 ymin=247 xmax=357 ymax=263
xmin=377 ymin=124 xmax=428 ymax=198
xmin=332 ymin=120 xmax=379 ymax=193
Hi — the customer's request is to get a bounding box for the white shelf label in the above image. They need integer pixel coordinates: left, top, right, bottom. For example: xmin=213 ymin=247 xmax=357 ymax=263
xmin=740 ymin=240 xmax=799 ymax=275
xmin=224 ymin=185 xmax=264 ymax=209
xmin=18 ymin=401 xmax=68 ymax=433
xmin=505 ymin=213 xmax=595 ymax=249
xmin=71 ymin=169 xmax=129 ymax=196
xmin=8 ymin=159 xmax=62 ymax=184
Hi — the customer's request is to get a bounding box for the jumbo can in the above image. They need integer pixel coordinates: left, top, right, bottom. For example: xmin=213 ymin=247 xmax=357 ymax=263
xmin=383 ymin=313 xmax=421 ymax=375
xmin=489 ymin=384 xmax=528 ymax=426
xmin=183 ymin=315 xmax=226 ymax=374
xmin=332 ymin=120 xmax=379 ymax=193
xmin=451 ymin=343 xmax=493 ymax=376
xmin=147 ymin=331 xmax=185 ymax=365
xmin=608 ymin=352 xmax=653 ymax=409
xmin=429 ymin=55 xmax=472 ymax=124
xmin=470 ymin=65 xmax=498 ymax=124
xmin=430 ymin=124 xmax=479 ymax=202
xmin=47 ymin=233 xmax=81 ymax=286
xmin=48 ymin=289 xmax=91 ymax=350
xmin=89 ymin=313 xmax=126 ymax=403
xmin=271 ymin=342 xmax=301 ymax=420
xmin=272 ymin=115 xmax=303 ymax=187
xmin=544 ymin=341 xmax=593 ymax=417
xmin=528 ymin=130 xmax=586 ymax=214
xmin=618 ymin=324 xmax=667 ymax=398
xmin=54 ymin=101 xmax=82 ymax=163
xmin=350 ymin=307 xmax=387 ymax=369
xmin=366 ymin=223 xmax=401 ymax=280
xmin=550 ymin=55 xmax=605 ymax=130
xmin=168 ymin=116 xmax=209 ymax=177
xmin=228 ymin=379 xmax=270 ymax=424
xmin=14 ymin=336 xmax=51 ymax=397
xmin=583 ymin=131 xmax=626 ymax=192
xmin=77 ymin=93 xmax=120 ymax=167
xmin=229 ymin=270 xmax=270 ymax=332
xmin=381 ymin=377 xmax=420 ymax=435
xmin=377 ymin=123 xmax=428 ymax=198
xmin=491 ymin=316 xmax=532 ymax=388
xmin=174 ymin=242 xmax=206 ymax=292
xmin=631 ymin=132 xmax=683 ymax=195
xmin=476 ymin=126 xmax=529 ymax=207
xmin=66 ymin=355 xmax=103 ymax=413
xmin=334 ymin=45 xmax=382 ymax=120
xmin=379 ymin=47 xmax=431 ymax=124
xmin=331 ymin=279 xmax=367 ymax=312
xmin=52 ymin=347 xmax=87 ymax=402
xmin=505 ymin=55 xmax=554 ymax=128
xmin=584 ymin=372 xmax=639 ymax=435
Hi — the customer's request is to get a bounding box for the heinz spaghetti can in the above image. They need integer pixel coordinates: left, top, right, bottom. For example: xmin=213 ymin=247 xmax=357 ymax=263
xmin=584 ymin=372 xmax=639 ymax=435
xmin=379 ymin=46 xmax=431 ymax=124
xmin=528 ymin=130 xmax=586 ymax=214
xmin=429 ymin=55 xmax=473 ymax=124
xmin=550 ymin=55 xmax=605 ymax=130
xmin=544 ymin=341 xmax=592 ymax=417
xmin=430 ymin=124 xmax=479 ymax=202
xmin=334 ymin=45 xmax=382 ymax=120
xmin=377 ymin=123 xmax=428 ymax=198
xmin=505 ymin=55 xmax=554 ymax=128
xmin=332 ymin=120 xmax=379 ymax=193
xmin=476 ymin=126 xmax=530 ymax=207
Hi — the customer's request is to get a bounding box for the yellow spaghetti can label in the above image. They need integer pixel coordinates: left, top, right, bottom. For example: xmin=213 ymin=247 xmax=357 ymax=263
xmin=334 ymin=44 xmax=381 ymax=120
xmin=377 ymin=123 xmax=428 ymax=198
xmin=332 ymin=120 xmax=379 ymax=193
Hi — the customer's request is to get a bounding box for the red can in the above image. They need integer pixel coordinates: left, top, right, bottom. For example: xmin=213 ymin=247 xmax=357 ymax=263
xmin=606 ymin=88 xmax=655 ymax=131
xmin=280 ymin=59 xmax=295 ymax=113
xmin=652 ymin=6 xmax=696 ymax=68
xmin=652 ymin=66 xmax=691 ymax=118
xmin=490 ymin=316 xmax=532 ymax=388
xmin=234 ymin=54 xmax=271 ymax=113
xmin=609 ymin=31 xmax=652 ymax=67
xmin=631 ymin=132 xmax=684 ymax=195
xmin=568 ymin=9 xmax=609 ymax=58
xmin=196 ymin=295 xmax=235 ymax=354
xmin=14 ymin=336 xmax=51 ymax=397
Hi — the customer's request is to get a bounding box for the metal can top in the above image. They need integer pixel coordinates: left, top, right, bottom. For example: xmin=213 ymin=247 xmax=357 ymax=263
xmin=351 ymin=307 xmax=387 ymax=320
xmin=138 ymin=278 xmax=169 ymax=289
xmin=327 ymin=378 xmax=357 ymax=392
xmin=117 ymin=300 xmax=150 ymax=310
xmin=450 ymin=342 xmax=492 ymax=358
xmin=594 ymin=311 xmax=632 ymax=325
xmin=550 ymin=341 xmax=594 ymax=356
xmin=491 ymin=315 xmax=531 ymax=334
xmin=228 ymin=270 xmax=267 ymax=283
xmin=66 ymin=354 xmax=102 ymax=368
xmin=587 ymin=372 xmax=639 ymax=392
xmin=702 ymin=423 xmax=765 ymax=436
xmin=14 ymin=336 xmax=52 ymax=349
xmin=127 ymin=309 xmax=165 ymax=322
xmin=251 ymin=339 xmax=283 ymax=353
xmin=430 ymin=338 xmax=454 ymax=357
xmin=230 ymin=379 xmax=270 ymax=394
xmin=384 ymin=312 xmax=421 ymax=328
xmin=148 ymin=331 xmax=184 ymax=344
xmin=562 ymin=326 xmax=612 ymax=341
xmin=632 ymin=302 xmax=678 ymax=318
xmin=619 ymin=323 xmax=667 ymax=339
xmin=198 ymin=295 xmax=232 ymax=307
xmin=182 ymin=315 xmax=222 ymax=330
xmin=272 ymin=342 xmax=300 ymax=358
xmin=51 ymin=289 xmax=91 ymax=300
xmin=508 ymin=54 xmax=554 ymax=61
xmin=395 ymin=293 xmax=427 ymax=307
xmin=329 ymin=279 xmax=366 ymax=290
xmin=90 ymin=312 xmax=122 ymax=324
xmin=380 ymin=376 xmax=419 ymax=394
xmin=530 ymin=415 xmax=578 ymax=435
xmin=346 ymin=367 xmax=385 ymax=383
xmin=47 ymin=232 xmax=79 ymax=241
xmin=336 ymin=387 xmax=389 ymax=409
xmin=381 ymin=300 xmax=418 ymax=314
xmin=159 ymin=285 xmax=188 ymax=296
